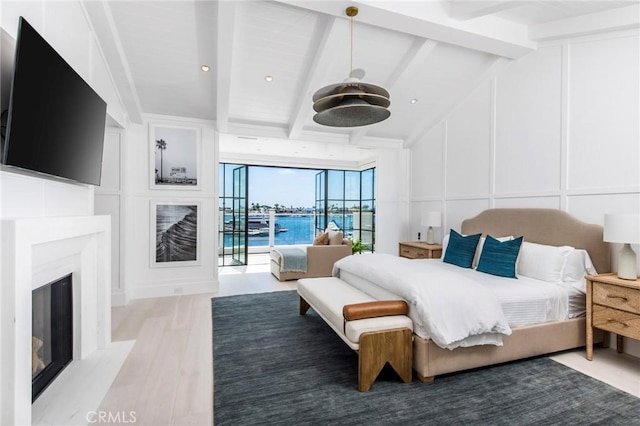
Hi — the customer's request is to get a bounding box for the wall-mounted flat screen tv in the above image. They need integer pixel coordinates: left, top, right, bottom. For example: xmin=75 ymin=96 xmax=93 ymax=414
xmin=2 ymin=16 xmax=107 ymax=186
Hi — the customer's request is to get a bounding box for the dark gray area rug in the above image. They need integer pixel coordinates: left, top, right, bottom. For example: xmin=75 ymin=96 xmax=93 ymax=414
xmin=213 ymin=291 xmax=640 ymax=425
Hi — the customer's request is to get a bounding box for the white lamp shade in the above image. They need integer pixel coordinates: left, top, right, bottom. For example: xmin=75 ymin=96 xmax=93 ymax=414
xmin=604 ymin=214 xmax=640 ymax=244
xmin=421 ymin=211 xmax=441 ymax=228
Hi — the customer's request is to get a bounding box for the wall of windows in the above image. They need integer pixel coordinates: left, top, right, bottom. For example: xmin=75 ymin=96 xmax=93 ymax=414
xmin=315 ymin=168 xmax=376 ymax=253
xmin=218 ymin=163 xmax=244 ymax=266
xmin=220 ymin=163 xmax=376 ymax=265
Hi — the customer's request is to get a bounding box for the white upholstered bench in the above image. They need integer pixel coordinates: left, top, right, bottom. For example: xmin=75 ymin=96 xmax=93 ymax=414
xmin=297 ymin=277 xmax=413 ymax=391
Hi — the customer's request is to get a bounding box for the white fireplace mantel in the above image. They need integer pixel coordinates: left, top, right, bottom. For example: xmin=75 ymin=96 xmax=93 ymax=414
xmin=1 ymin=215 xmax=111 ymax=426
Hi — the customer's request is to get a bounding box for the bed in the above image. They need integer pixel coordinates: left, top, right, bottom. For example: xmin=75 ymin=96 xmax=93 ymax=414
xmin=332 ymin=208 xmax=609 ymax=383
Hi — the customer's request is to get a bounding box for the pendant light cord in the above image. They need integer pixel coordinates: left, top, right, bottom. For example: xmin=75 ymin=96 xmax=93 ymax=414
xmin=349 ymin=13 xmax=353 ymax=74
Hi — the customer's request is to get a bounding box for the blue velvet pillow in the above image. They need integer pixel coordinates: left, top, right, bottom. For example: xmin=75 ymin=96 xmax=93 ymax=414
xmin=443 ymin=230 xmax=481 ymax=268
xmin=476 ymin=235 xmax=524 ymax=278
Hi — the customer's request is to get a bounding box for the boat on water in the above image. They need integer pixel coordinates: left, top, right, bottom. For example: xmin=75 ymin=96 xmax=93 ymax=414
xmin=224 ymin=215 xmax=287 ymax=236
xmin=248 ymin=216 xmax=287 ymax=236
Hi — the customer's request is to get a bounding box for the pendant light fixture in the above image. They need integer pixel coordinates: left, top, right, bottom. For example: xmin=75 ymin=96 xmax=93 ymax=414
xmin=312 ymin=6 xmax=391 ymax=127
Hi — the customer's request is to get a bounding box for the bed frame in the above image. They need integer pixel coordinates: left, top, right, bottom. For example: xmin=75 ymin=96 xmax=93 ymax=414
xmin=412 ymin=208 xmax=609 ymax=383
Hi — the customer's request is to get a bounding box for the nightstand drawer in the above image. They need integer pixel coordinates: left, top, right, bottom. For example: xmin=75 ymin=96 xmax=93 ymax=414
xmin=593 ymin=282 xmax=640 ymax=314
xmin=400 ymin=246 xmax=428 ymax=259
xmin=399 ymin=242 xmax=442 ymax=259
xmin=593 ymin=305 xmax=640 ymax=340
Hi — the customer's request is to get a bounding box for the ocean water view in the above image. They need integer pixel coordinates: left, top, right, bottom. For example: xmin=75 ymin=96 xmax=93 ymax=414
xmin=222 ymin=214 xmax=354 ymax=247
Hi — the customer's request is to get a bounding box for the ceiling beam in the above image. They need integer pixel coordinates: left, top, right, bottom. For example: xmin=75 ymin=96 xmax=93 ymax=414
xmin=448 ymin=1 xmax=526 ymax=21
xmin=288 ymin=16 xmax=339 ymax=140
xmin=530 ymin=4 xmax=640 ymax=41
xmin=275 ymin=0 xmax=536 ymax=59
xmin=349 ymin=39 xmax=438 ymax=145
xmin=216 ymin=1 xmax=236 ymax=133
xmin=83 ymin=0 xmax=143 ymax=124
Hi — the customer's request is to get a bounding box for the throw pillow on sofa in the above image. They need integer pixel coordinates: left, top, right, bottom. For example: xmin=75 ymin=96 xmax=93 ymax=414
xmin=313 ymin=231 xmax=329 ymax=245
xmin=328 ymin=230 xmax=344 ymax=245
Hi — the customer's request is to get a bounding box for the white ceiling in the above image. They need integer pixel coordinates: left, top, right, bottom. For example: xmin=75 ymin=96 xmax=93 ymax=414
xmin=86 ymin=0 xmax=639 ymax=165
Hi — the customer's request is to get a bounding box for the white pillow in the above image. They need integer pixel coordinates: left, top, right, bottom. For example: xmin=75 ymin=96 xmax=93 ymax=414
xmin=517 ymin=242 xmax=574 ymax=282
xmin=562 ymin=249 xmax=597 ymax=282
xmin=440 ymin=233 xmax=459 ymax=260
xmin=473 ymin=235 xmax=513 ymax=268
xmin=440 ymin=234 xmax=450 ymax=259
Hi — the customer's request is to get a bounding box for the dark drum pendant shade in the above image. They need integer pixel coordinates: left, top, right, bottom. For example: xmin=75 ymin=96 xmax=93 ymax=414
xmin=312 ymin=71 xmax=390 ymax=127
xmin=312 ymin=7 xmax=391 ymax=127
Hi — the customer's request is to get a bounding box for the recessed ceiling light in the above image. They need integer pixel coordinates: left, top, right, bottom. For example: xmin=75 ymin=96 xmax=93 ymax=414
xmin=201 ymin=65 xmax=210 ymax=72
xmin=265 ymin=75 xmax=274 ymax=82
xmin=410 ymin=98 xmax=418 ymax=104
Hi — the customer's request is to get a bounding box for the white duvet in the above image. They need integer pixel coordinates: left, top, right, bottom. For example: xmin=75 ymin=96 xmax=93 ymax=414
xmin=333 ymin=253 xmax=512 ymax=350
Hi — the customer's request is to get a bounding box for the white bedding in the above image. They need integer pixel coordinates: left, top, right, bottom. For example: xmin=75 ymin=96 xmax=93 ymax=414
xmin=333 ymin=254 xmax=512 ymax=350
xmin=333 ymin=254 xmax=582 ymax=350
xmin=441 ymin=264 xmax=569 ymax=326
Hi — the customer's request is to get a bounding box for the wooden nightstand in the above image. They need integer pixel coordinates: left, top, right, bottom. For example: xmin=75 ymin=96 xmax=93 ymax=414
xmin=399 ymin=242 xmax=442 ymax=259
xmin=586 ymin=273 xmax=640 ymax=361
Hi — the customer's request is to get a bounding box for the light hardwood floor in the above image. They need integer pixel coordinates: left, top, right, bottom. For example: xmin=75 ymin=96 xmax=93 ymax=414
xmin=97 ymin=260 xmax=639 ymax=425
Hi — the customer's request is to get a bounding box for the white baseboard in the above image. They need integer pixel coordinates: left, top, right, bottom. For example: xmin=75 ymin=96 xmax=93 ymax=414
xmin=111 ymin=290 xmax=129 ymax=307
xmin=129 ymin=279 xmax=219 ymax=300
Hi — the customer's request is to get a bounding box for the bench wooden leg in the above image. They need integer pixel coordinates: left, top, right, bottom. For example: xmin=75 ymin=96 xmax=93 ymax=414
xmin=358 ymin=328 xmax=412 ymax=392
xmin=299 ymin=296 xmax=310 ymax=315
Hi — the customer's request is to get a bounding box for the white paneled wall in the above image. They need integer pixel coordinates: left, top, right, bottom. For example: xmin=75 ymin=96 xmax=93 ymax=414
xmin=120 ymin=118 xmax=219 ymax=300
xmin=95 ymin=130 xmax=126 ymax=305
xmin=410 ymin=29 xmax=640 ymax=356
xmin=446 ymin=82 xmax=493 ymax=198
xmin=411 ymin=29 xmax=639 ymax=235
xmin=372 ymin=148 xmax=411 ymax=255
xmin=495 ymin=45 xmax=563 ymax=195
xmin=567 ymin=35 xmax=639 ymax=191
xmin=411 ymin=122 xmax=444 ymax=200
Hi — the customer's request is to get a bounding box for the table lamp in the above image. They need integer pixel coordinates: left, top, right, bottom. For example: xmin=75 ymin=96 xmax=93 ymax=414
xmin=604 ymin=213 xmax=640 ymax=280
xmin=421 ymin=211 xmax=441 ymax=245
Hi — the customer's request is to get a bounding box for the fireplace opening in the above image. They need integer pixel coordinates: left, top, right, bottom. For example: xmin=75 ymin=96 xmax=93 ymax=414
xmin=32 ymin=274 xmax=73 ymax=402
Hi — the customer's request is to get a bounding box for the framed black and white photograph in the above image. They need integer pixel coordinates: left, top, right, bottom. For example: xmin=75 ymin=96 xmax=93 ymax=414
xmin=150 ymin=124 xmax=201 ymax=190
xmin=151 ymin=201 xmax=200 ymax=267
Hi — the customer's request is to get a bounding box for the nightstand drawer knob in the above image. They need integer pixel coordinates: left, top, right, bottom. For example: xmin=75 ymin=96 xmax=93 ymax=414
xmin=607 ymin=318 xmax=629 ymax=327
xmin=607 ymin=295 xmax=628 ymax=302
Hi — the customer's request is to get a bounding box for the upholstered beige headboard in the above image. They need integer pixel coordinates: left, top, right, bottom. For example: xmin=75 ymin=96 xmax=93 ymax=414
xmin=461 ymin=208 xmax=610 ymax=273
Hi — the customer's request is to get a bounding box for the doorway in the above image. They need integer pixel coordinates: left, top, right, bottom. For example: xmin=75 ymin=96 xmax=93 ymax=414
xmin=218 ymin=164 xmax=375 ymax=267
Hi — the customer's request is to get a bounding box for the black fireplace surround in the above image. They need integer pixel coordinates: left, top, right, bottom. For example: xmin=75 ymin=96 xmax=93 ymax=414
xmin=32 ymin=274 xmax=73 ymax=402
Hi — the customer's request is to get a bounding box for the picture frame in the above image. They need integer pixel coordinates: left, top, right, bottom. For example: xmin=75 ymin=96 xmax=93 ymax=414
xmin=150 ymin=201 xmax=201 ymax=267
xmin=149 ymin=123 xmax=201 ymax=190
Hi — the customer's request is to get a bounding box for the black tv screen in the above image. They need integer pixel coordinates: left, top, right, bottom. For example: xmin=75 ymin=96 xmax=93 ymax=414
xmin=2 ymin=17 xmax=107 ymax=186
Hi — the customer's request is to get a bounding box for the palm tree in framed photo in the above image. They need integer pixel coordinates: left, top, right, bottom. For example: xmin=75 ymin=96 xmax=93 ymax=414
xmin=155 ymin=138 xmax=167 ymax=183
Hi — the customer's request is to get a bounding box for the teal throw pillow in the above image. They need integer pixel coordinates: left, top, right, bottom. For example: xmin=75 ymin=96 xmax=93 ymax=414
xmin=476 ymin=235 xmax=524 ymax=278
xmin=443 ymin=230 xmax=481 ymax=268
